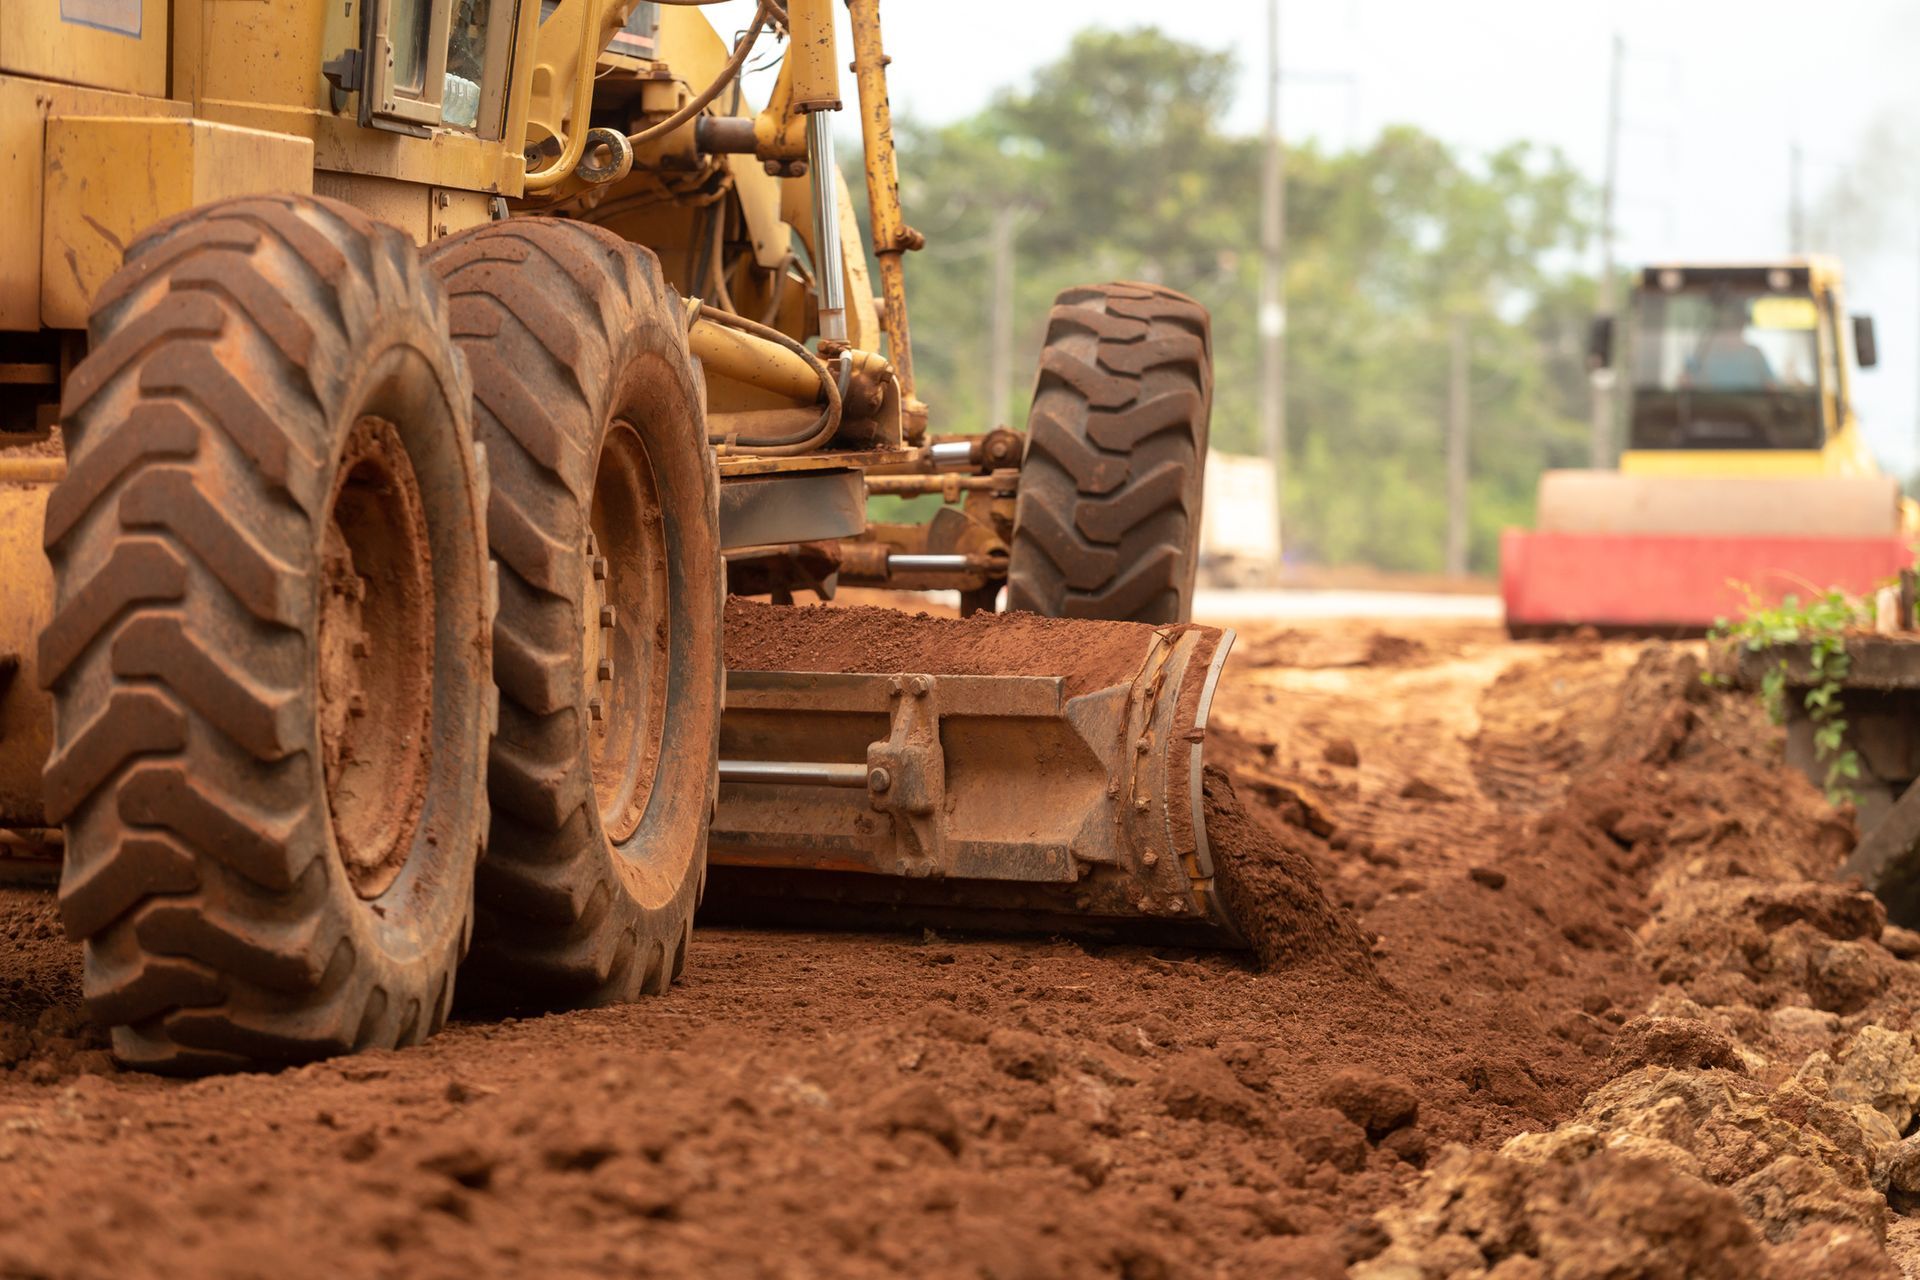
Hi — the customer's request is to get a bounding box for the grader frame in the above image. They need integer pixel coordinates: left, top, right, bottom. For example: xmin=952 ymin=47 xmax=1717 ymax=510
xmin=0 ymin=0 xmax=1223 ymax=1068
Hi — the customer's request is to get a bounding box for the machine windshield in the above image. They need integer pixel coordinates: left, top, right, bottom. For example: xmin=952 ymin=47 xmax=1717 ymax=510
xmin=1633 ymin=289 xmax=1820 ymax=392
xmin=1628 ymin=287 xmax=1824 ymax=450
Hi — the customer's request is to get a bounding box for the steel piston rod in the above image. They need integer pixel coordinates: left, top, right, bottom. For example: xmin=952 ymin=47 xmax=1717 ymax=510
xmin=718 ymin=759 xmax=869 ymax=788
xmin=885 ymin=554 xmax=975 ymax=573
xmin=807 ymin=114 xmax=847 ymax=344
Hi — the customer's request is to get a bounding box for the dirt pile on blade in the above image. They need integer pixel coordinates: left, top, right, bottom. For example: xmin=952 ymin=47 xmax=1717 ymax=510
xmin=724 ymin=597 xmax=1183 ymax=699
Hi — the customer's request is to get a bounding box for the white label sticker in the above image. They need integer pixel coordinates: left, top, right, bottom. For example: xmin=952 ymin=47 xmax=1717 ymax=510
xmin=60 ymin=0 xmax=142 ymax=37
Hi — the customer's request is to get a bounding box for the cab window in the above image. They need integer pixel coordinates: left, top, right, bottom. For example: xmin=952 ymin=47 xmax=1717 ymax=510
xmin=361 ymin=0 xmax=516 ymax=138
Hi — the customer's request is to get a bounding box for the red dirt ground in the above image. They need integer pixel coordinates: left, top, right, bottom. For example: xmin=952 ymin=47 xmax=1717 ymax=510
xmin=0 ymin=616 xmax=1913 ymax=1278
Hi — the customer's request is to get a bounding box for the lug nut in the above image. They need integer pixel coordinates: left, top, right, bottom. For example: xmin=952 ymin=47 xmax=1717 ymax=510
xmin=1143 ymin=849 xmax=1159 ymax=866
xmin=908 ymin=675 xmax=932 ymax=698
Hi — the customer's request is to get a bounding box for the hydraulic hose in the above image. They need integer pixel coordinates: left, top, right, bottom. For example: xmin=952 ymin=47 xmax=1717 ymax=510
xmin=694 ymin=302 xmax=843 ymax=455
xmin=628 ymin=0 xmax=774 ymax=150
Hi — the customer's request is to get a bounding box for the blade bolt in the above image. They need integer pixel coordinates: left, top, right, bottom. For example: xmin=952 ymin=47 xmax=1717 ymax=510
xmin=1135 ymin=736 xmax=1151 ymax=753
xmin=907 ymin=675 xmax=932 ymax=698
xmin=592 ymin=557 xmax=609 ymax=581
xmin=867 ymin=766 xmax=892 ymax=793
xmin=588 ymin=697 xmax=605 ymax=722
xmin=596 ymin=658 xmax=614 ymax=682
xmin=1142 ymin=849 xmax=1159 ymax=866
xmin=1134 ymin=796 xmax=1150 ymax=813
xmin=599 ymin=605 xmax=616 ymax=628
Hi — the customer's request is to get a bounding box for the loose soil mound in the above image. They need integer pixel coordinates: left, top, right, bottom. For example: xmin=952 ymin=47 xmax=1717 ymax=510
xmin=1204 ymin=766 xmax=1378 ymax=976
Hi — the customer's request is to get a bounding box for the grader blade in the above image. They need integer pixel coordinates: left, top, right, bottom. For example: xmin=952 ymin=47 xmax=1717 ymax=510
xmin=706 ymin=603 xmax=1241 ymax=943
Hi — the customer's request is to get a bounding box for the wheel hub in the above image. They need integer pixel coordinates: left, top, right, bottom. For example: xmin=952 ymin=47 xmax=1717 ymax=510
xmin=586 ymin=419 xmax=671 ymax=844
xmin=318 ymin=415 xmax=435 ymax=899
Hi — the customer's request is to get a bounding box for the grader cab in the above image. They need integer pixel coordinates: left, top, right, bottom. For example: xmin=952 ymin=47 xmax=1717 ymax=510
xmin=0 ymin=0 xmax=1226 ymax=1071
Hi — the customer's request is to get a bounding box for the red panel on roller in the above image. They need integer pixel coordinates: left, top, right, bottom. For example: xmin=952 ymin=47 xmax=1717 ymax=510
xmin=1500 ymin=529 xmax=1913 ymax=631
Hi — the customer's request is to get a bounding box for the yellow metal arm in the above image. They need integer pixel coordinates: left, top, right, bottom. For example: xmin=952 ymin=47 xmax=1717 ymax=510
xmin=846 ymin=0 xmax=925 ymax=435
xmin=524 ymin=0 xmax=637 ymax=192
xmin=751 ymin=0 xmax=838 ymax=163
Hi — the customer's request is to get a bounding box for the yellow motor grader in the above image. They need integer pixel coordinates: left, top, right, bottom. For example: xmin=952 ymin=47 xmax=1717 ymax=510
xmin=0 ymin=0 xmax=1224 ymax=1071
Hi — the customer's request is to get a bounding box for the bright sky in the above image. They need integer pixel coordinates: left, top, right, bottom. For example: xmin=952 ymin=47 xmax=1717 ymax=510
xmin=709 ymin=0 xmax=1920 ymax=472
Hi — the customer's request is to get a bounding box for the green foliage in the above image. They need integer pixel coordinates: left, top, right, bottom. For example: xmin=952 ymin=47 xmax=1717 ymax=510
xmin=1711 ymin=590 xmax=1866 ymax=804
xmin=866 ymin=26 xmax=1597 ymax=574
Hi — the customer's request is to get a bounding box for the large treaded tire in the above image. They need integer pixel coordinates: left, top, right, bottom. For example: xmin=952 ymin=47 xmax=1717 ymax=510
xmin=1006 ymin=283 xmax=1212 ymax=624
xmin=43 ymin=194 xmax=494 ymax=1073
xmin=427 ymin=220 xmax=722 ymax=1009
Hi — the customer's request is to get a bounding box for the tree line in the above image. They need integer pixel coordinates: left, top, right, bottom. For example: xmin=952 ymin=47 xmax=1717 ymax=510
xmin=869 ymin=26 xmax=1600 ymax=576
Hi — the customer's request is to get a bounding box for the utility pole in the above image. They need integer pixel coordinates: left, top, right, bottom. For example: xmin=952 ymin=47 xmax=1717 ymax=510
xmin=1789 ymin=142 xmax=1805 ymax=254
xmin=1590 ymin=32 xmax=1622 ymax=471
xmin=985 ymin=204 xmax=1017 ymax=428
xmin=1446 ymin=316 xmax=1470 ymax=577
xmin=1258 ymin=0 xmax=1287 ymax=563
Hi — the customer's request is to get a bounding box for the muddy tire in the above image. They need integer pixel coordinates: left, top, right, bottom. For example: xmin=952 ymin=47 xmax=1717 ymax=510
xmin=1007 ymin=283 xmax=1212 ymax=624
xmin=427 ymin=221 xmax=722 ymax=1008
xmin=42 ymin=194 xmax=494 ymax=1072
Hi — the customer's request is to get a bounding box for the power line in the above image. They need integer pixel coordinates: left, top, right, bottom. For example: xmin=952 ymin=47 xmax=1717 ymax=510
xmin=1590 ymin=31 xmax=1623 ymax=470
xmin=1258 ymin=2 xmax=1358 ymax=568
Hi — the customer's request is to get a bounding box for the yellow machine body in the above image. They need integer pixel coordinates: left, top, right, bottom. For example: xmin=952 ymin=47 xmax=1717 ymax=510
xmin=1616 ymin=257 xmax=1884 ymax=485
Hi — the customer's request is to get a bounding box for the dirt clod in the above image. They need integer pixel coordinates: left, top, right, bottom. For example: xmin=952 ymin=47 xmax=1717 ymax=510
xmin=866 ymin=1082 xmax=964 ymax=1154
xmin=1154 ymin=1049 xmax=1266 ymax=1129
xmin=985 ymin=1027 xmax=1057 ymax=1081
xmin=1608 ymin=1015 xmax=1745 ymax=1073
xmin=1318 ymin=1067 xmax=1420 ymax=1139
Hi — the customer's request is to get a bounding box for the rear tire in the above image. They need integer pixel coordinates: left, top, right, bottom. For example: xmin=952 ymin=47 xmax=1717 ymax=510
xmin=1007 ymin=283 xmax=1212 ymax=624
xmin=428 ymin=220 xmax=722 ymax=1009
xmin=44 ymin=194 xmax=494 ymax=1072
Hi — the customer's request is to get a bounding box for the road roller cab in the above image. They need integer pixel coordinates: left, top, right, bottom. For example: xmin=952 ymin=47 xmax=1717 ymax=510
xmin=1502 ymin=258 xmax=1910 ymax=634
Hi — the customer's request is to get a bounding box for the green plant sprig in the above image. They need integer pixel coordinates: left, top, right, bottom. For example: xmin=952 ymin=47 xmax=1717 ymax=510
xmin=1709 ymin=588 xmax=1865 ymax=805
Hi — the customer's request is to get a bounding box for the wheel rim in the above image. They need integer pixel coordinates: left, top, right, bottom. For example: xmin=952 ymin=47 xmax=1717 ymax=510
xmin=318 ymin=415 xmax=436 ymax=899
xmin=586 ymin=418 xmax=671 ymax=845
